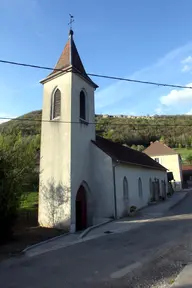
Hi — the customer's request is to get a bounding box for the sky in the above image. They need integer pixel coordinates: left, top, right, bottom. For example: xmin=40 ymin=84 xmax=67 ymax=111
xmin=1 ymin=0 xmax=192 ymax=122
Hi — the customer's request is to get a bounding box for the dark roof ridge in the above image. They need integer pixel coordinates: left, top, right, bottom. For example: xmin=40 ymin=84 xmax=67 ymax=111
xmin=92 ymin=136 xmax=167 ymax=171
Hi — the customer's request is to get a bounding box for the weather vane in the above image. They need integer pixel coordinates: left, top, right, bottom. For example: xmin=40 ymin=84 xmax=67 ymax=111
xmin=68 ymin=14 xmax=74 ymax=30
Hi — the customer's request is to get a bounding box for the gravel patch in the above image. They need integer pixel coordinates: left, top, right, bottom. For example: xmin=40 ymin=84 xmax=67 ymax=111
xmin=104 ymin=241 xmax=191 ymax=288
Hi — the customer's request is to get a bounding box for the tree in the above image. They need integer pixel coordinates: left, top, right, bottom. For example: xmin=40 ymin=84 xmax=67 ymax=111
xmin=186 ymin=153 xmax=192 ymax=165
xmin=137 ymin=145 xmax=145 ymax=152
xmin=159 ymin=136 xmax=165 ymax=142
xmin=131 ymin=144 xmax=137 ymax=150
xmin=0 ymin=133 xmax=37 ymax=242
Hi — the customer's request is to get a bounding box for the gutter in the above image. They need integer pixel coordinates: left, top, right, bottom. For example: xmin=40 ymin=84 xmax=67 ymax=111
xmin=112 ymin=160 xmax=119 ymax=219
xmin=117 ymin=159 xmax=167 ymax=171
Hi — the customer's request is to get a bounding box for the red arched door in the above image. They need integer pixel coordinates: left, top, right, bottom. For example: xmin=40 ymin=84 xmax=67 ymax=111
xmin=76 ymin=185 xmax=87 ymax=231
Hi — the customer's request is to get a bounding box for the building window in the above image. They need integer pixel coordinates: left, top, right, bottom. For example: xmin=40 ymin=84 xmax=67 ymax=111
xmin=123 ymin=176 xmax=129 ymax=201
xmin=80 ymin=90 xmax=86 ymax=121
xmin=138 ymin=177 xmax=143 ymax=198
xmin=154 ymin=158 xmax=159 ymax=163
xmin=51 ymin=89 xmax=61 ymax=119
xmin=149 ymin=178 xmax=153 ymax=201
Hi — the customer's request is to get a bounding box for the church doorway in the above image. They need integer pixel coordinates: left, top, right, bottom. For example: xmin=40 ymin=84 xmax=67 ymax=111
xmin=76 ymin=185 xmax=87 ymax=231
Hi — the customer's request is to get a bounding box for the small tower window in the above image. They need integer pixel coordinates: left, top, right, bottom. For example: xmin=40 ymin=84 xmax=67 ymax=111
xmin=80 ymin=90 xmax=86 ymax=121
xmin=51 ymin=89 xmax=61 ymax=119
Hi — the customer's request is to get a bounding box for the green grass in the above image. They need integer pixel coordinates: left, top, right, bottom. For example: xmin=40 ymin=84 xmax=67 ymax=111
xmin=174 ymin=148 xmax=192 ymax=163
xmin=20 ymin=192 xmax=38 ymax=211
xmin=169 ymin=279 xmax=175 ymax=285
xmin=0 ymin=190 xmax=66 ymax=263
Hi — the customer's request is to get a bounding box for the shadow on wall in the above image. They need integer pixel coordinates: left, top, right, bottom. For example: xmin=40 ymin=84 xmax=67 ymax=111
xmin=39 ymin=179 xmax=70 ymax=230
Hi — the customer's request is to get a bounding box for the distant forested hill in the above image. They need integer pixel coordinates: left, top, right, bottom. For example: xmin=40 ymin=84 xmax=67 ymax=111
xmin=0 ymin=110 xmax=42 ymax=136
xmin=96 ymin=114 xmax=192 ymax=149
xmin=1 ymin=111 xmax=192 ymax=150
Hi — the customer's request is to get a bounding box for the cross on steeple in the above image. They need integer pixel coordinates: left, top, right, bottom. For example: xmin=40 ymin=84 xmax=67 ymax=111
xmin=68 ymin=14 xmax=74 ymax=30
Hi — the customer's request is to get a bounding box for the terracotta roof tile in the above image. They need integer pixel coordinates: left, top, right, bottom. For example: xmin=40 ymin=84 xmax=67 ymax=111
xmin=143 ymin=141 xmax=178 ymax=156
xmin=50 ymin=41 xmax=71 ymax=73
xmin=45 ymin=30 xmax=98 ymax=88
xmin=92 ymin=136 xmax=166 ymax=171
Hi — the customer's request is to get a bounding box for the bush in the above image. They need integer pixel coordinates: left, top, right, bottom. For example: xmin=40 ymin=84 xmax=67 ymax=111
xmin=186 ymin=153 xmax=192 ymax=164
xmin=130 ymin=206 xmax=137 ymax=214
xmin=0 ymin=133 xmax=37 ymax=243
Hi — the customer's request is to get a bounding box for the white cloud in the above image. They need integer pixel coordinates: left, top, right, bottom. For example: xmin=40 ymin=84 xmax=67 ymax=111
xmin=0 ymin=113 xmax=17 ymax=124
xmin=182 ymin=65 xmax=191 ymax=72
xmin=160 ymin=83 xmax=192 ymax=106
xmin=96 ymin=42 xmax=192 ymax=114
xmin=181 ymin=56 xmax=192 ymax=73
xmin=185 ymin=109 xmax=192 ymax=115
xmin=181 ymin=56 xmax=192 ymax=64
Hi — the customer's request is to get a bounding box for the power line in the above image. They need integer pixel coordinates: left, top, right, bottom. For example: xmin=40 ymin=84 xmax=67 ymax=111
xmin=0 ymin=59 xmax=192 ymax=90
xmin=0 ymin=116 xmax=192 ymax=128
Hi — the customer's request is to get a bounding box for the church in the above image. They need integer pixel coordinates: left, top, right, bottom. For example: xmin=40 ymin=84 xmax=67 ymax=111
xmin=38 ymin=29 xmax=168 ymax=232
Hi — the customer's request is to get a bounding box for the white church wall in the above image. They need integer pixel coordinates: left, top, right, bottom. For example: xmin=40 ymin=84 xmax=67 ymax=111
xmin=115 ymin=164 xmax=168 ymax=218
xmin=39 ymin=72 xmax=73 ymax=229
xmin=70 ymin=73 xmax=97 ymax=231
xmin=90 ymin=143 xmax=115 ymax=224
xmin=39 ymin=70 xmax=98 ymax=231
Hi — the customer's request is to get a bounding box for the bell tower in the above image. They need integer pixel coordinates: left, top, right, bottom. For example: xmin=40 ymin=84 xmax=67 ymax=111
xmin=38 ymin=29 xmax=98 ymax=231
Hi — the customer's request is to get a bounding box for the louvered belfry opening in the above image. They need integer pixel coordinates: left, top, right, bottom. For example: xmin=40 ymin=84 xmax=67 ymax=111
xmin=53 ymin=89 xmax=61 ymax=119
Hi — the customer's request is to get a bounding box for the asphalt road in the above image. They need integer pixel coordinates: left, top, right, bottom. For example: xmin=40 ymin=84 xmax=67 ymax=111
xmin=1 ymin=192 xmax=192 ymax=288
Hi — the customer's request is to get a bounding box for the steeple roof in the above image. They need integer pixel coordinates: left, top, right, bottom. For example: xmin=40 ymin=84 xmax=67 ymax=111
xmin=41 ymin=30 xmax=98 ymax=88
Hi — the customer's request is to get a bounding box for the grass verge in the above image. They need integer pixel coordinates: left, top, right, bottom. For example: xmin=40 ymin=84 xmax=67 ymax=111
xmin=0 ymin=192 xmax=65 ymax=262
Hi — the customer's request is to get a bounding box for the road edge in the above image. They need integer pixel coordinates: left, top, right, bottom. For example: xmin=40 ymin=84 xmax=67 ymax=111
xmin=168 ymin=191 xmax=189 ymax=211
xmin=79 ymin=219 xmax=113 ymax=239
xmin=22 ymin=232 xmax=70 ymax=254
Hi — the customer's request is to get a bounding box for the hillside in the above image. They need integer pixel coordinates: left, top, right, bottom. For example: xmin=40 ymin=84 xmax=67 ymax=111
xmin=0 ymin=110 xmax=42 ymax=135
xmin=96 ymin=114 xmax=192 ymax=148
xmin=1 ymin=111 xmax=192 ymax=162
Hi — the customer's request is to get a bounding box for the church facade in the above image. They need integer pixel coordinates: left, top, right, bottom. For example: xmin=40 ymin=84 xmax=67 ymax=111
xmin=38 ymin=29 xmax=168 ymax=232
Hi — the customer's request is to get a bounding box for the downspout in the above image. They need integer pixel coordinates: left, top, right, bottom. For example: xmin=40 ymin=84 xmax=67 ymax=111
xmin=112 ymin=160 xmax=119 ymax=219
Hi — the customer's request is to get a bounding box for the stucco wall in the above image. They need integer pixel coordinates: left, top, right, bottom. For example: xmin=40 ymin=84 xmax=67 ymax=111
xmin=39 ymin=71 xmax=98 ymax=231
xmin=90 ymin=143 xmax=114 ymax=224
xmin=115 ymin=164 xmax=168 ymax=218
xmin=150 ymin=154 xmax=182 ymax=191
xmin=39 ymin=72 xmax=72 ymax=229
xmin=70 ymin=73 xmax=97 ymax=231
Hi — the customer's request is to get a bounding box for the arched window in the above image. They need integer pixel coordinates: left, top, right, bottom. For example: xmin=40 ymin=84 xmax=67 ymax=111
xmin=138 ymin=177 xmax=143 ymax=198
xmin=80 ymin=90 xmax=86 ymax=120
xmin=51 ymin=89 xmax=61 ymax=119
xmin=123 ymin=177 xmax=129 ymax=201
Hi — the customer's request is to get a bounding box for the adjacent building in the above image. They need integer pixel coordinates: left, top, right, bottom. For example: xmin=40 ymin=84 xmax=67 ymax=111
xmin=143 ymin=141 xmax=183 ymax=191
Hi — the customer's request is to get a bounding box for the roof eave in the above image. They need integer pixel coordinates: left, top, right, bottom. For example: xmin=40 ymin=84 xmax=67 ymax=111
xmin=143 ymin=152 xmax=178 ymax=157
xmin=40 ymin=66 xmax=73 ymax=84
xmin=117 ymin=159 xmax=167 ymax=171
xmin=72 ymin=67 xmax=98 ymax=89
xmin=40 ymin=66 xmax=98 ymax=89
